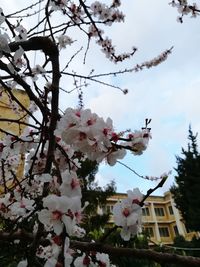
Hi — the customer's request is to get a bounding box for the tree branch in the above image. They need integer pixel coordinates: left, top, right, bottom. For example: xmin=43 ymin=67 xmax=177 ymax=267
xmin=0 ymin=231 xmax=199 ymax=267
xmin=71 ymin=240 xmax=200 ymax=267
xmin=140 ymin=175 xmax=168 ymax=206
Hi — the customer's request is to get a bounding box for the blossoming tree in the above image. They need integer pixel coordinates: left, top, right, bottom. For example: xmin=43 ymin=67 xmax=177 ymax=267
xmin=0 ymin=1 xmax=200 ymax=266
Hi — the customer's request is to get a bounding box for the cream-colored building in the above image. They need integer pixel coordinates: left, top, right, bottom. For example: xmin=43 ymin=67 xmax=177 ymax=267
xmin=102 ymin=191 xmax=198 ymax=245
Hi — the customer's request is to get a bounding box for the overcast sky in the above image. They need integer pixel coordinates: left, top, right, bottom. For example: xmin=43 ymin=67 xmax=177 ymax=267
xmin=2 ymin=1 xmax=200 ymax=195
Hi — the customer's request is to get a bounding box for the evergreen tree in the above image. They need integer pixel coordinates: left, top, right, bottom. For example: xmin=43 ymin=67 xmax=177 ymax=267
xmin=171 ymin=126 xmax=200 ymax=231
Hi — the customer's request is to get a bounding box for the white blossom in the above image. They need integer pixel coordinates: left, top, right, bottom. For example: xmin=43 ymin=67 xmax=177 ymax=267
xmin=13 ymin=46 xmax=25 ymax=68
xmin=10 ymin=197 xmax=35 ymax=217
xmin=38 ymin=194 xmax=84 ymax=236
xmin=49 ymin=0 xmax=67 ymax=11
xmin=59 ymin=169 xmax=82 ymax=197
xmin=74 ymin=253 xmax=95 ymax=267
xmin=64 ymin=237 xmax=73 ymax=266
xmin=124 ymin=129 xmax=151 ymax=155
xmin=0 ymin=31 xmax=11 ymax=56
xmin=113 ymin=188 xmax=143 ymax=241
xmin=96 ymin=252 xmax=114 ymax=267
xmin=0 ymin=8 xmax=5 ymax=25
xmin=57 ymin=35 xmax=73 ymax=49
xmin=15 ymin=25 xmax=27 ymax=41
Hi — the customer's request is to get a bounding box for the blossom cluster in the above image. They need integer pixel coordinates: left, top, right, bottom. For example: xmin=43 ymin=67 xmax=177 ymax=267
xmin=113 ymin=188 xmax=143 ymax=241
xmin=55 ymin=108 xmax=151 ymax=165
xmin=169 ymin=0 xmax=199 ymax=22
xmin=90 ymin=1 xmax=125 ymax=24
xmin=132 ymin=47 xmax=173 ymax=72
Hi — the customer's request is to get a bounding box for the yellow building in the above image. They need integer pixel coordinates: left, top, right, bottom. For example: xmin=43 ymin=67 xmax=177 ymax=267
xmin=0 ymin=87 xmax=30 ymax=138
xmin=0 ymin=87 xmax=30 ymax=193
xmin=102 ymin=191 xmax=198 ymax=245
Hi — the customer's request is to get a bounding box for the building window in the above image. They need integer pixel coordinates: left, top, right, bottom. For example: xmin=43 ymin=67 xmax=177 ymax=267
xmin=159 ymin=227 xmax=170 ymax=237
xmin=144 ymin=227 xmax=154 ymax=237
xmin=173 ymin=225 xmax=179 ymax=236
xmin=168 ymin=205 xmax=174 ymax=215
xmin=154 ymin=207 xmax=165 ymax=216
xmin=142 ymin=207 xmax=150 ymax=216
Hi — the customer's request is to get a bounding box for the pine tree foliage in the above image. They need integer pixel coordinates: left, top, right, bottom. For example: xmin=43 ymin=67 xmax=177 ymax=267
xmin=171 ymin=126 xmax=200 ymax=231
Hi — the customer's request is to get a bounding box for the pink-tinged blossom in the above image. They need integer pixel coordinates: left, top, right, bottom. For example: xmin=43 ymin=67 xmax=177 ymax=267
xmin=57 ymin=35 xmax=73 ymax=49
xmin=55 ymin=108 xmax=151 ymax=166
xmin=0 ymin=143 xmax=22 ymax=190
xmin=0 ymin=193 xmax=11 ymax=207
xmin=127 ymin=188 xmax=143 ymax=205
xmin=90 ymin=1 xmax=103 ymax=15
xmin=64 ymin=198 xmax=89 ymax=236
xmin=0 ymin=193 xmax=12 ymax=219
xmin=133 ymin=48 xmax=172 ymax=70
xmin=113 ymin=188 xmax=143 ymax=241
xmin=38 ymin=195 xmax=84 ymax=236
xmin=10 ymin=197 xmax=35 ymax=217
xmin=37 ymin=236 xmax=61 ymax=267
xmin=56 ymin=108 xmax=115 ymax=163
xmin=7 ymin=46 xmax=25 ymax=74
xmin=59 ymin=170 xmax=81 ymax=197
xmin=55 ymin=141 xmax=76 ymax=171
xmin=26 ymin=147 xmax=47 ymax=174
xmin=11 ymin=197 xmax=35 ymax=214
xmin=37 ymin=236 xmax=73 ymax=267
xmin=8 ymin=128 xmax=37 ymax=155
xmin=49 ymin=0 xmax=67 ymax=11
xmin=88 ymin=24 xmax=104 ymax=37
xmin=31 ymin=64 xmax=46 ymax=81
xmin=169 ymin=1 xmax=199 ymax=21
xmin=72 ymin=225 xmax=86 ymax=238
xmin=74 ymin=253 xmax=95 ymax=267
xmin=145 ymin=170 xmax=171 ymax=182
xmin=13 ymin=46 xmax=25 ymax=68
xmin=38 ymin=194 xmax=73 ymax=235
xmin=29 ymin=101 xmax=38 ymax=113
xmin=124 ymin=129 xmax=151 ymax=155
xmin=90 ymin=1 xmax=124 ymax=24
xmin=96 ymin=252 xmax=115 ymax=267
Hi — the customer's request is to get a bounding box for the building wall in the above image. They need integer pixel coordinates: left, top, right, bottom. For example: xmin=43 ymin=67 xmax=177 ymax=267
xmin=0 ymin=88 xmax=30 ymax=138
xmin=0 ymin=88 xmax=30 ymax=193
xmin=102 ymin=191 xmax=198 ymax=245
